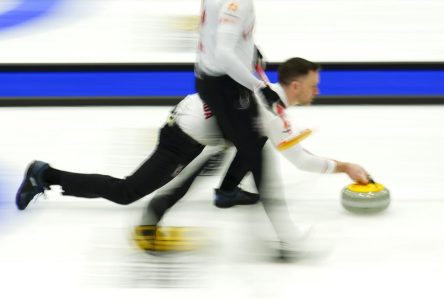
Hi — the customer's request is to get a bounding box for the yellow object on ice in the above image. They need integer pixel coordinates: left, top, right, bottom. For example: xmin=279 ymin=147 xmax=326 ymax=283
xmin=277 ymin=129 xmax=313 ymax=151
xmin=347 ymin=182 xmax=385 ymax=193
xmin=133 ymin=225 xmax=208 ymax=252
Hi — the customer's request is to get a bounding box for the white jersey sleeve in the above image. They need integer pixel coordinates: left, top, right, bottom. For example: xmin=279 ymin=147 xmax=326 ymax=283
xmin=257 ymin=95 xmax=337 ymax=174
xmin=196 ymin=0 xmax=264 ymax=91
xmin=215 ymin=0 xmax=264 ymax=90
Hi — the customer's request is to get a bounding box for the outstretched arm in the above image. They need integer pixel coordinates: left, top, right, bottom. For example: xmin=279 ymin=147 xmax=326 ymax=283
xmin=265 ymin=110 xmax=371 ymax=184
xmin=334 ymin=161 xmax=370 ymax=184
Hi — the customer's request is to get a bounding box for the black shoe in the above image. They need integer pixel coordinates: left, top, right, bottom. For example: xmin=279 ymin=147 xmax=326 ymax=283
xmin=214 ymin=187 xmax=260 ymax=208
xmin=15 ymin=161 xmax=50 ymax=210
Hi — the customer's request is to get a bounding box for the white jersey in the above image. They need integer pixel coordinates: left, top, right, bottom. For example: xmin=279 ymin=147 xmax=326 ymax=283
xmin=173 ymin=84 xmax=336 ymax=174
xmin=173 ymin=94 xmax=225 ymax=146
xmin=196 ymin=0 xmax=264 ymax=91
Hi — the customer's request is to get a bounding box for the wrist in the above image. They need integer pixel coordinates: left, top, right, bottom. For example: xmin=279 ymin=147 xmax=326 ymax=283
xmin=334 ymin=161 xmax=348 ymax=173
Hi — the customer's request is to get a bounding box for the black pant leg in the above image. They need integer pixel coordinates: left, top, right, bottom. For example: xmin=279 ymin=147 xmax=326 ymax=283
xmin=196 ymin=76 xmax=264 ymax=191
xmin=220 ymin=137 xmax=268 ymax=192
xmin=58 ymin=124 xmax=204 ymax=205
xmin=146 ymin=159 xmax=208 ymax=224
xmin=144 ymin=147 xmax=228 ymax=224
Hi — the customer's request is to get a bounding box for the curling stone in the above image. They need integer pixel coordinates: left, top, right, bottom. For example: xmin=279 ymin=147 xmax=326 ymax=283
xmin=341 ymin=182 xmax=390 ymax=214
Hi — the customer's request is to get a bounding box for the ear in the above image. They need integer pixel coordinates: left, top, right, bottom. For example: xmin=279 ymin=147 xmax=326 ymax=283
xmin=290 ymin=80 xmax=301 ymax=92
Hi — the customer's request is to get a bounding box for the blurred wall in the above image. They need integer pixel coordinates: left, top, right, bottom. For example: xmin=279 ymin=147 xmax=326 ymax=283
xmin=1 ymin=0 xmax=444 ymax=104
xmin=1 ymin=0 xmax=444 ymax=63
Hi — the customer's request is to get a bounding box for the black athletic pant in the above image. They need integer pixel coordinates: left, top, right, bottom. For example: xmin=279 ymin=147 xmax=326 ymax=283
xmin=145 ymin=137 xmax=267 ymax=225
xmin=196 ymin=75 xmax=264 ymax=192
xmin=47 ymin=124 xmax=205 ymax=205
xmin=220 ymin=137 xmax=268 ymax=192
xmin=146 ymin=155 xmax=211 ymax=224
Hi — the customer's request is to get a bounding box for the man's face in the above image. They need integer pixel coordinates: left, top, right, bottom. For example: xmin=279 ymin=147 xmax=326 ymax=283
xmin=289 ymin=70 xmax=320 ymax=106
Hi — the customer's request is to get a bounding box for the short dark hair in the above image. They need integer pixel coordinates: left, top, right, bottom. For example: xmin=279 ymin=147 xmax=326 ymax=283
xmin=278 ymin=57 xmax=321 ymax=85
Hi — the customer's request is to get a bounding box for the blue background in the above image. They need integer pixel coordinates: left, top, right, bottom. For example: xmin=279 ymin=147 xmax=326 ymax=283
xmin=1 ymin=70 xmax=444 ymax=98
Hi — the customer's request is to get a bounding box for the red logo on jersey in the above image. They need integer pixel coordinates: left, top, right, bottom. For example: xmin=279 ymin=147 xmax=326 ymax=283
xmin=276 ymin=104 xmax=291 ymax=131
xmin=203 ymin=103 xmax=214 ymax=119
